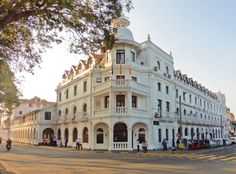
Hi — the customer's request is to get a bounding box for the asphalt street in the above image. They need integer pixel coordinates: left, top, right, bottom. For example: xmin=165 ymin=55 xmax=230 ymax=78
xmin=0 ymin=143 xmax=236 ymax=174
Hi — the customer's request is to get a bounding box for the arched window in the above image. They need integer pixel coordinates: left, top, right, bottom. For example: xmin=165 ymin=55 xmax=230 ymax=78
xmin=157 ymin=82 xmax=161 ymax=91
xmin=65 ymin=108 xmax=68 ymax=115
xmin=176 ymin=108 xmax=179 ymax=115
xmin=83 ymin=127 xmax=88 ymax=143
xmin=58 ymin=110 xmax=61 ymax=116
xmin=113 ymin=123 xmax=127 ymax=142
xmin=73 ymin=128 xmax=78 ymax=142
xmin=166 ymin=66 xmax=169 ymax=74
xmin=83 ymin=103 xmax=87 ymax=112
xmin=183 ymin=109 xmax=186 ymax=116
xmin=191 ymin=128 xmax=194 ymax=139
xmin=96 ymin=128 xmax=104 ymax=144
xmin=73 ymin=106 xmax=77 ymax=114
xmin=157 ymin=61 xmax=160 ymax=70
xmin=184 ymin=128 xmax=188 ymax=136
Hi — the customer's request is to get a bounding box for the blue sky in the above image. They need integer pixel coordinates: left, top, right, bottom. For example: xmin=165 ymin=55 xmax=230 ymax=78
xmin=22 ymin=0 xmax=236 ymax=114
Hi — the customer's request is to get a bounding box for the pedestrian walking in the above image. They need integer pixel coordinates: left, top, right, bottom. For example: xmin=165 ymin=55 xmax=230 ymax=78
xmin=142 ymin=139 xmax=148 ymax=152
xmin=65 ymin=139 xmax=68 ymax=147
xmin=172 ymin=140 xmax=177 ymax=153
xmin=162 ymin=139 xmax=168 ymax=150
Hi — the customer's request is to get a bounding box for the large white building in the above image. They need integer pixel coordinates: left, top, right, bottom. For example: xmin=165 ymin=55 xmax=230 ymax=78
xmin=8 ymin=15 xmax=228 ymax=151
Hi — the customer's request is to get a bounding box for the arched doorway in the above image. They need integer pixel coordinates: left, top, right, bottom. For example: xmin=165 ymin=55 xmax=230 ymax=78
xmin=73 ymin=128 xmax=78 ymax=142
xmin=132 ymin=122 xmax=148 ymax=150
xmin=83 ymin=127 xmax=88 ymax=143
xmin=196 ymin=128 xmax=200 ymax=140
xmin=190 ymin=128 xmax=194 ymax=140
xmin=64 ymin=128 xmax=69 ymax=142
xmin=42 ymin=128 xmax=54 ymax=143
xmin=96 ymin=128 xmax=104 ymax=144
xmin=137 ymin=128 xmax=145 ymax=143
xmin=113 ymin=122 xmax=127 ymax=142
xmin=57 ymin=128 xmax=61 ymax=139
xmin=94 ymin=123 xmax=109 ymax=150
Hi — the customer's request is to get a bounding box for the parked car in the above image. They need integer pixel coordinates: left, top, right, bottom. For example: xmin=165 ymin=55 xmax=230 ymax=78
xmin=212 ymin=138 xmax=223 ymax=147
xmin=209 ymin=140 xmax=216 ymax=148
xmin=230 ymin=137 xmax=236 ymax=144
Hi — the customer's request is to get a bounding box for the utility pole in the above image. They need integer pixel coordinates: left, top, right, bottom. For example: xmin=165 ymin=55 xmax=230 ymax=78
xmin=179 ymin=96 xmax=183 ymax=140
xmin=221 ymin=115 xmax=223 ymax=139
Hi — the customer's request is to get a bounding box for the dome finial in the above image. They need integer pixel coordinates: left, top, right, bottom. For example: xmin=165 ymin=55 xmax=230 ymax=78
xmin=113 ymin=13 xmax=130 ymax=28
xmin=147 ymin=34 xmax=151 ymax=41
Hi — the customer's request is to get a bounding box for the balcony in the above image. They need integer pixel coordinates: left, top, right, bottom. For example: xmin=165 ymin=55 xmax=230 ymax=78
xmin=94 ymin=79 xmax=149 ymax=95
xmin=113 ymin=107 xmax=128 ymax=114
xmin=94 ymin=107 xmax=148 ymax=118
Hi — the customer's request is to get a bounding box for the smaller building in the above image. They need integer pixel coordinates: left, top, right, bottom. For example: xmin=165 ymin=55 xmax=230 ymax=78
xmin=10 ymin=104 xmax=57 ymax=145
xmin=227 ymin=108 xmax=236 ymax=137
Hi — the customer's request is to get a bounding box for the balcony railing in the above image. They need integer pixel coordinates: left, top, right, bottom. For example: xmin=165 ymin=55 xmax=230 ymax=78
xmin=113 ymin=142 xmax=128 ymax=150
xmin=113 ymin=107 xmax=128 ymax=115
xmin=94 ymin=107 xmax=148 ymax=118
xmin=94 ymin=79 xmax=149 ymax=94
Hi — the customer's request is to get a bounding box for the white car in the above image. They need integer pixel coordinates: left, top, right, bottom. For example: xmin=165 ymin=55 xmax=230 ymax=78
xmin=230 ymin=137 xmax=236 ymax=144
xmin=209 ymin=140 xmax=216 ymax=147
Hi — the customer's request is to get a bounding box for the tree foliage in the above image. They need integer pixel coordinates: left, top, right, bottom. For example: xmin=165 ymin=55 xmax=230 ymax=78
xmin=0 ymin=0 xmax=132 ymax=111
xmin=0 ymin=60 xmax=19 ymax=112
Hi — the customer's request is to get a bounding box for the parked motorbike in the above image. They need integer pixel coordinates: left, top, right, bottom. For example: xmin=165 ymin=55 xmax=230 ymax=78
xmin=6 ymin=144 xmax=11 ymax=151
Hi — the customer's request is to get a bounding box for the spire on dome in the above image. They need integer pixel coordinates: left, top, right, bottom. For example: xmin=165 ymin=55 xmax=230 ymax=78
xmin=147 ymin=34 xmax=151 ymax=41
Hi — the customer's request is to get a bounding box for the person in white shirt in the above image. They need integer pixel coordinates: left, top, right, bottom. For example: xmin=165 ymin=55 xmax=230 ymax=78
xmin=76 ymin=138 xmax=82 ymax=150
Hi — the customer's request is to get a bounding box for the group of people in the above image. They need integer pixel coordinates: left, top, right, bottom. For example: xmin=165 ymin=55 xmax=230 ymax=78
xmin=162 ymin=138 xmax=185 ymax=153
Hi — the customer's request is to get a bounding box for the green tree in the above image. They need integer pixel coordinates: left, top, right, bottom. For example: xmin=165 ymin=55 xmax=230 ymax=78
xmin=0 ymin=0 xmax=132 ymax=111
xmin=0 ymin=60 xmax=19 ymax=112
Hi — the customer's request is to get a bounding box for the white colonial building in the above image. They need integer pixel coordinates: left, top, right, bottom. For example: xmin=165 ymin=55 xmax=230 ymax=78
xmin=52 ymin=15 xmax=227 ymax=151
xmin=8 ymin=15 xmax=228 ymax=151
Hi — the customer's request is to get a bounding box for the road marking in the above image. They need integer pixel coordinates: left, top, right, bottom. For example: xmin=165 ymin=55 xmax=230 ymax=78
xmin=193 ymin=155 xmax=216 ymax=160
xmin=207 ymin=156 xmax=227 ymax=160
xmin=220 ymin=156 xmax=236 ymax=161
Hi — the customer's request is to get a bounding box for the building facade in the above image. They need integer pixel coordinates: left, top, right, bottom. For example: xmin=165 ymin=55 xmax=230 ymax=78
xmin=5 ymin=97 xmax=55 ymax=143
xmin=8 ymin=15 xmax=228 ymax=150
xmin=53 ymin=15 xmax=227 ymax=150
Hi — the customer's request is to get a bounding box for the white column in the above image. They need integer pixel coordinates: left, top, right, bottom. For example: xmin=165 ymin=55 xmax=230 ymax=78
xmin=127 ymin=127 xmax=132 ymax=150
xmin=108 ymin=127 xmax=113 ymax=151
xmin=127 ymin=91 xmax=132 ymax=114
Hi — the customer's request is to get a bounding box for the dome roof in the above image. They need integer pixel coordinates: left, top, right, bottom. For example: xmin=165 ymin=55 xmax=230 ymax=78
xmin=113 ymin=14 xmax=135 ymax=42
xmin=116 ymin=27 xmax=134 ymax=41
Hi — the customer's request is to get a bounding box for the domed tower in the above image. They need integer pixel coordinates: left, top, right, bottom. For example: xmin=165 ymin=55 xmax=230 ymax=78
xmin=107 ymin=14 xmax=139 ymax=77
xmin=112 ymin=13 xmax=139 ymax=47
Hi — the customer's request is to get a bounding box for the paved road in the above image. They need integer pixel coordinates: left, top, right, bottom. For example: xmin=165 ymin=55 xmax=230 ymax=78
xmin=0 ymin=143 xmax=236 ymax=174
